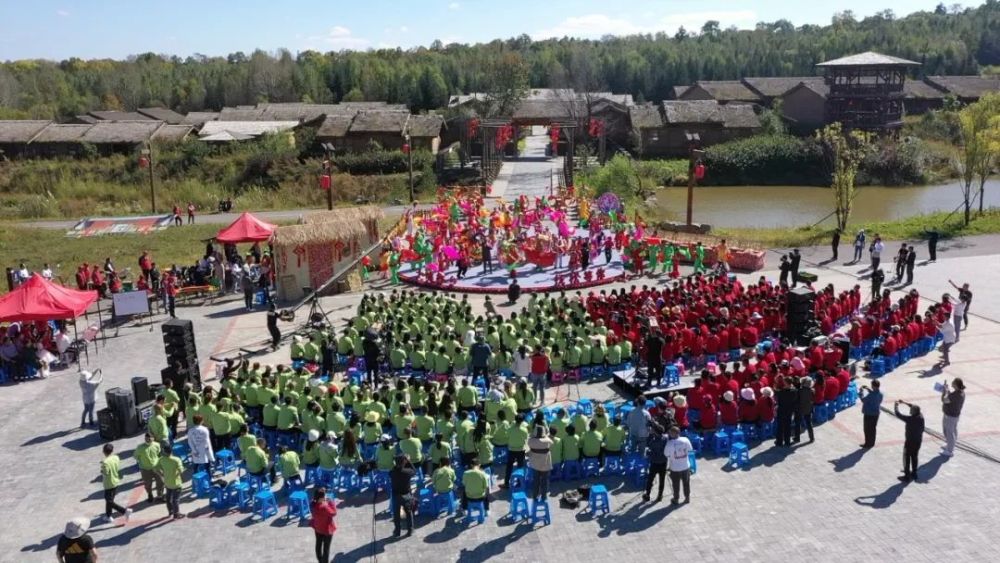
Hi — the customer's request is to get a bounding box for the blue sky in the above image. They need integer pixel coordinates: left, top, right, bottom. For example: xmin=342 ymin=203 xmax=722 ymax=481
xmin=0 ymin=0 xmax=980 ymax=60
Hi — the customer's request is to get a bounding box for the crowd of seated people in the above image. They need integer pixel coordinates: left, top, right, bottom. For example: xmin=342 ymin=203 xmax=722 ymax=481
xmin=0 ymin=319 xmax=71 ymax=381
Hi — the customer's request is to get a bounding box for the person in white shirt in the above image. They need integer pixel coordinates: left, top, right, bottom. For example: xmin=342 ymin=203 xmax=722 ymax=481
xmin=512 ymin=345 xmax=532 ymax=380
xmin=187 ymin=414 xmax=215 ymax=475
xmin=951 ymin=297 xmax=967 ymax=343
xmin=41 ymin=263 xmax=54 ymax=280
xmin=663 ymin=425 xmax=692 ymax=505
xmin=16 ymin=263 xmax=30 ymax=285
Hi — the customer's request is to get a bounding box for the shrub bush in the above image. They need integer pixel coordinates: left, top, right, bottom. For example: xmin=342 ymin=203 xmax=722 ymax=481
xmin=331 ymin=150 xmax=434 ymax=175
xmin=702 ymin=135 xmax=827 ymax=186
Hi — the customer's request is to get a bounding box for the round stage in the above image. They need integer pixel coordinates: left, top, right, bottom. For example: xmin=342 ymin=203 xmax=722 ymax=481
xmin=398 ymin=250 xmax=626 ymax=294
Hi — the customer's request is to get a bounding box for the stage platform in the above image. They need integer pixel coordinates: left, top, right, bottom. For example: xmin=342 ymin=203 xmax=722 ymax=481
xmin=612 ymin=367 xmax=695 ymax=400
xmin=398 ymin=251 xmax=626 ymax=294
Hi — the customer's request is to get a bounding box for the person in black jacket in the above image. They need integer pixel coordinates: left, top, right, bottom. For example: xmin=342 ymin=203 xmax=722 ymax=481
xmin=362 ymin=330 xmax=382 ymax=385
xmin=643 ymin=425 xmax=669 ymax=502
xmin=905 ymin=245 xmax=917 ymax=285
xmin=795 ymin=377 xmax=815 ymax=444
xmin=789 ymin=249 xmax=801 ymax=288
xmin=831 ymin=229 xmax=841 ymax=261
xmin=644 ymin=329 xmax=665 ymax=388
xmin=507 ymin=279 xmax=521 ymax=305
xmin=389 ymin=455 xmax=416 ymax=537
xmin=924 ymin=228 xmax=939 ymax=262
xmin=778 ymin=255 xmax=792 ymax=287
xmin=775 ymin=382 xmax=798 ymax=447
xmin=894 ymin=401 xmax=924 ymax=481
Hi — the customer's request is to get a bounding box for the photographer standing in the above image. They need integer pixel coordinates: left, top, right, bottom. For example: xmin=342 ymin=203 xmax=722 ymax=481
xmin=858 ymin=380 xmax=883 ymax=449
xmin=893 ymin=400 xmax=925 ymax=482
xmin=389 ymin=455 xmax=415 ymax=537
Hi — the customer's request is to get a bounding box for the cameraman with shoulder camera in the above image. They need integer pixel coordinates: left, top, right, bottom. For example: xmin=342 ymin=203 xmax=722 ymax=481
xmin=893 ymin=400 xmax=925 ymax=482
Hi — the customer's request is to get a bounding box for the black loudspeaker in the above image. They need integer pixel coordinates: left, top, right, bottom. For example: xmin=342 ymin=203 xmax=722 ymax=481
xmin=787 ymin=287 xmax=817 ymax=344
xmin=161 ymin=319 xmax=200 ymax=390
xmin=131 ymin=376 xmax=150 ymax=405
xmin=98 ymin=408 xmax=120 ymax=440
xmin=105 ymin=387 xmax=139 ymax=436
xmin=135 ymin=401 xmax=155 ymax=429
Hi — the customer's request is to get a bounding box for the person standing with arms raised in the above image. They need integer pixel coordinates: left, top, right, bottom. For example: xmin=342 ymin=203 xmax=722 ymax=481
xmin=858 ymin=380 xmax=883 ymax=449
xmin=893 ymin=400 xmax=924 ymax=482
xmin=940 ymin=378 xmax=965 ymax=457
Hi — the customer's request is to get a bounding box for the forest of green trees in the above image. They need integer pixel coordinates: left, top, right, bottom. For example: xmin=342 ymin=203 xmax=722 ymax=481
xmin=2 ymin=2 xmax=1000 ymax=120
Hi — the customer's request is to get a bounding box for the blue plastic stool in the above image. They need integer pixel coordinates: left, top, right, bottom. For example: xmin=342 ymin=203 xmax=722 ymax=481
xmin=210 ymin=484 xmax=231 ymax=509
xmin=418 ymin=488 xmax=436 ymax=516
xmin=582 ymin=457 xmax=601 ymax=478
xmin=172 ymin=443 xmax=191 ymax=464
xmin=510 ymin=491 xmax=531 ymax=522
xmin=509 ymin=468 xmax=530 ymax=491
xmin=712 ymin=430 xmax=731 ymax=456
xmin=230 ymin=479 xmax=252 ymax=511
xmin=686 ymin=432 xmax=703 ymax=453
xmin=627 ymin=457 xmax=649 ymax=487
xmin=662 ymin=365 xmax=680 ymax=387
xmin=588 ymin=484 xmax=610 ymax=515
xmin=193 ymin=470 xmax=212 ymax=498
xmin=688 ymin=451 xmax=698 ymax=475
xmin=603 ymin=455 xmax=624 ymax=475
xmin=253 ymin=490 xmax=279 ymax=520
xmin=730 ymin=427 xmax=746 ymax=444
xmin=561 ymin=460 xmax=583 ymax=480
xmin=739 ymin=423 xmax=758 ymax=443
xmin=286 ymin=489 xmax=310 ymax=520
xmin=814 ymin=403 xmax=831 ymax=424
xmin=304 ymin=465 xmax=319 ymax=486
xmin=465 ymin=500 xmax=487 ymax=524
xmin=824 ymin=400 xmax=837 ymax=420
xmin=246 ymin=472 xmax=271 ymax=494
xmin=728 ymin=442 xmax=750 ymax=468
xmin=531 ymin=499 xmax=551 ymax=525
xmin=688 ymin=408 xmax=701 ymax=424
xmin=759 ymin=421 xmax=776 ymax=440
xmin=434 ymin=490 xmax=456 ymax=516
xmin=318 ymin=467 xmax=338 ymax=488
xmin=577 ymin=399 xmax=594 ymax=416
xmin=870 ymin=357 xmax=887 ymax=377
xmin=493 ymin=446 xmax=509 ymax=466
xmin=215 ymin=449 xmax=236 ymax=474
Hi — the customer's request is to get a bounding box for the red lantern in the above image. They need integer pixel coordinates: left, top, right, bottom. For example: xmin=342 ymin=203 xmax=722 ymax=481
xmin=401 ymin=143 xmax=410 ymax=154
xmin=694 ymin=164 xmax=706 ymax=180
xmin=138 ymin=156 xmax=149 ymax=169
xmin=319 ymin=174 xmax=332 ymax=190
xmin=467 ymin=118 xmax=480 ymax=138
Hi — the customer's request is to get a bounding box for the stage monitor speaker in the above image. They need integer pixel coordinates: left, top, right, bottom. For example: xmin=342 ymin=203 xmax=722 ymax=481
xmin=135 ymin=401 xmax=155 ymax=429
xmin=131 ymin=376 xmax=150 ymax=405
xmin=161 ymin=318 xmax=194 ymax=336
xmin=98 ymin=408 xmax=120 ymax=441
xmin=105 ymin=387 xmax=139 ymax=436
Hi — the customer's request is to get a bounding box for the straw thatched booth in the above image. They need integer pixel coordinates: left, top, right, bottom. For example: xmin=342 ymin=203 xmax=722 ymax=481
xmin=273 ymin=206 xmax=383 ymax=301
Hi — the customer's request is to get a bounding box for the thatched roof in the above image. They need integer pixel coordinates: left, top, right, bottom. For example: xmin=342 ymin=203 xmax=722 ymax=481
xmin=405 ymin=114 xmax=444 ymax=137
xmin=742 ymin=77 xmax=824 ymax=98
xmin=0 ymin=120 xmax=52 ymax=143
xmin=32 ymin=124 xmax=91 ymax=143
xmin=81 ymin=121 xmax=163 ymax=144
xmin=274 ymin=206 xmax=383 ymax=246
xmin=73 ymin=115 xmax=100 ymax=124
xmin=672 ymin=86 xmax=690 ymax=99
xmin=661 ymin=100 xmax=760 ymax=128
xmin=151 ymin=124 xmax=194 ymax=141
xmin=88 ymin=110 xmax=156 ymax=121
xmin=629 ymin=103 xmax=664 ymax=129
xmin=685 ymin=81 xmax=761 ymax=103
xmin=903 ymin=79 xmax=948 ymax=100
xmin=316 ymin=115 xmax=354 ymax=138
xmin=218 ymin=108 xmax=267 ymax=121
xmin=138 ymin=107 xmax=186 ymax=124
xmin=817 ymin=51 xmax=919 ymax=67
xmin=182 ymin=112 xmax=220 ymax=125
xmin=301 ymin=205 xmax=384 ymax=226
xmin=350 ymin=111 xmax=409 ymax=133
xmin=782 ymin=81 xmax=830 ymax=100
xmin=925 ymin=76 xmax=1000 ymax=99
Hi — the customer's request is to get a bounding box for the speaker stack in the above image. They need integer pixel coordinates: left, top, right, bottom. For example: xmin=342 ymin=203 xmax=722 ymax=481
xmin=161 ymin=319 xmax=201 ymax=391
xmin=105 ymin=387 xmax=140 ymax=437
xmin=786 ymin=286 xmax=818 ymax=346
xmin=97 ymin=408 xmax=120 ymax=440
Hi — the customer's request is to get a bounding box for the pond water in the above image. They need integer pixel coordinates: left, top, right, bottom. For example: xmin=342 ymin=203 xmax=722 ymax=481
xmin=653 ymin=179 xmax=1000 ymax=228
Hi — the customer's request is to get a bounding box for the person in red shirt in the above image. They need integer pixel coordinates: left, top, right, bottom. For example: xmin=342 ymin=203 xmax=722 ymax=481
xmin=700 ymin=394 xmax=718 ymax=431
xmin=823 ymin=372 xmax=840 ymax=402
xmin=738 ymin=388 xmax=759 ymax=423
xmin=719 ymin=391 xmax=739 ymax=426
xmin=672 ymin=395 xmax=689 ymax=429
xmin=75 ymin=264 xmax=88 ymax=290
xmin=758 ymin=387 xmax=776 ymax=423
xmin=310 ymin=487 xmax=337 ymax=560
xmin=881 ymin=332 xmax=898 ymax=358
xmin=835 ymin=367 xmax=851 ymax=394
xmin=90 ymin=267 xmax=107 ymax=298
xmin=687 ymin=379 xmax=705 ymax=411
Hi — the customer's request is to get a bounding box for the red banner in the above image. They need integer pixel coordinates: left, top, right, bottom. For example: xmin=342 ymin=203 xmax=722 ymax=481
xmin=66 ymin=214 xmax=174 ymax=238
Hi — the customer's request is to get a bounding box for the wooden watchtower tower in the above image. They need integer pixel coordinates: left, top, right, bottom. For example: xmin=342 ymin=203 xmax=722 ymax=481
xmin=816 ymin=51 xmax=920 ymax=132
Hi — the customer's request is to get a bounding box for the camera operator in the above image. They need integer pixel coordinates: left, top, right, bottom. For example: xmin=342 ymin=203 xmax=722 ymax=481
xmin=858 ymin=380 xmax=883 ymax=449
xmin=893 ymin=400 xmax=925 ymax=482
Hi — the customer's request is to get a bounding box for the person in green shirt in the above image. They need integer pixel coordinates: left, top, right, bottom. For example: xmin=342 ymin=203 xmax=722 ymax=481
xmin=393 ymin=405 xmax=416 ymax=441
xmin=459 ymin=457 xmax=491 ymax=516
xmin=156 ymin=450 xmax=185 ymax=519
xmin=262 ymin=396 xmax=281 ymax=432
xmin=161 ymin=379 xmax=181 ymax=439
xmin=562 ymin=425 xmax=581 ymax=462
xmin=326 ymin=404 xmax=348 ymax=435
xmin=399 ymin=427 xmax=423 ymax=466
xmin=514 ymin=381 xmax=534 ymax=414
xmin=429 ymin=433 xmax=453 ymax=470
xmin=571 ymin=411 xmax=590 ymax=436
xmin=317 ymin=432 xmax=340 ymax=472
xmin=607 ymin=343 xmax=623 ymax=366
xmin=100 ymin=443 xmax=131 ymax=522
xmin=235 ymin=424 xmax=257 ymax=461
xmin=278 ymin=445 xmax=302 ymax=490
xmin=375 ymin=439 xmax=396 ymax=472
xmin=135 ymin=432 xmax=165 ymax=504
xmin=245 ymin=438 xmax=275 ymax=483
xmin=603 ymin=417 xmax=627 ymax=456
xmin=550 ymin=409 xmax=569 ymax=439
xmin=503 ymin=415 xmax=529 ymax=488
xmin=211 ymin=403 xmax=233 ymax=451
xmin=303 ymin=429 xmax=321 ymax=475
xmin=456 ymin=380 xmax=478 ymax=412
xmin=414 ymin=411 xmax=435 ymax=443
xmin=148 ymin=404 xmax=170 ymax=450
xmin=432 ymin=457 xmax=457 ymax=494
xmin=276 ymin=396 xmax=300 ymax=436
xmin=581 ymin=420 xmax=604 ymax=460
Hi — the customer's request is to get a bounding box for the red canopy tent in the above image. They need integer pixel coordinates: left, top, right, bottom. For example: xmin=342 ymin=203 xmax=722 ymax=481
xmin=216 ymin=212 xmax=277 ymax=244
xmin=0 ymin=274 xmax=97 ymax=322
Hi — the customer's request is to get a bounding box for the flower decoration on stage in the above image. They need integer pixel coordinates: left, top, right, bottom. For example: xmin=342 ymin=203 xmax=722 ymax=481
xmin=596 ymin=193 xmax=624 ymax=215
xmin=494 ymin=124 xmax=514 ymax=150
xmin=588 ymin=118 xmax=604 ymax=137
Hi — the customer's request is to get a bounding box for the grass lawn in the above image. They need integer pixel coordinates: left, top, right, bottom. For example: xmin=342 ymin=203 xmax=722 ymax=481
xmin=714 ymin=208 xmax=1000 ymax=247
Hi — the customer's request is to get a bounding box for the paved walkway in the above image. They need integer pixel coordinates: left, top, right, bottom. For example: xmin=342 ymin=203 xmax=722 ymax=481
xmin=4 ymin=241 xmax=1000 ymax=562
xmin=489 ymin=128 xmax=561 ymax=200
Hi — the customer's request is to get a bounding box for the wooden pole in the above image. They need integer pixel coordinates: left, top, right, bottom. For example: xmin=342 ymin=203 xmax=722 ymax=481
xmin=148 ymin=143 xmax=156 ymax=214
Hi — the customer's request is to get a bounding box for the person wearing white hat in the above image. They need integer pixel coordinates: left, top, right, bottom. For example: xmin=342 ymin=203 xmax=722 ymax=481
xmin=57 ymin=517 xmax=98 ymax=563
xmin=78 ymin=370 xmax=103 ymax=428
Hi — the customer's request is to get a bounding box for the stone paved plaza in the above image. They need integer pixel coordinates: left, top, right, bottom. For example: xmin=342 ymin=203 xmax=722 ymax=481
xmin=4 ymin=235 xmax=1000 ymax=563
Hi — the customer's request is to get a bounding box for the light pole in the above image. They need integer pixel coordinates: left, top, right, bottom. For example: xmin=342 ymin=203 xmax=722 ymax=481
xmin=404 ymin=134 xmax=414 ymax=203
